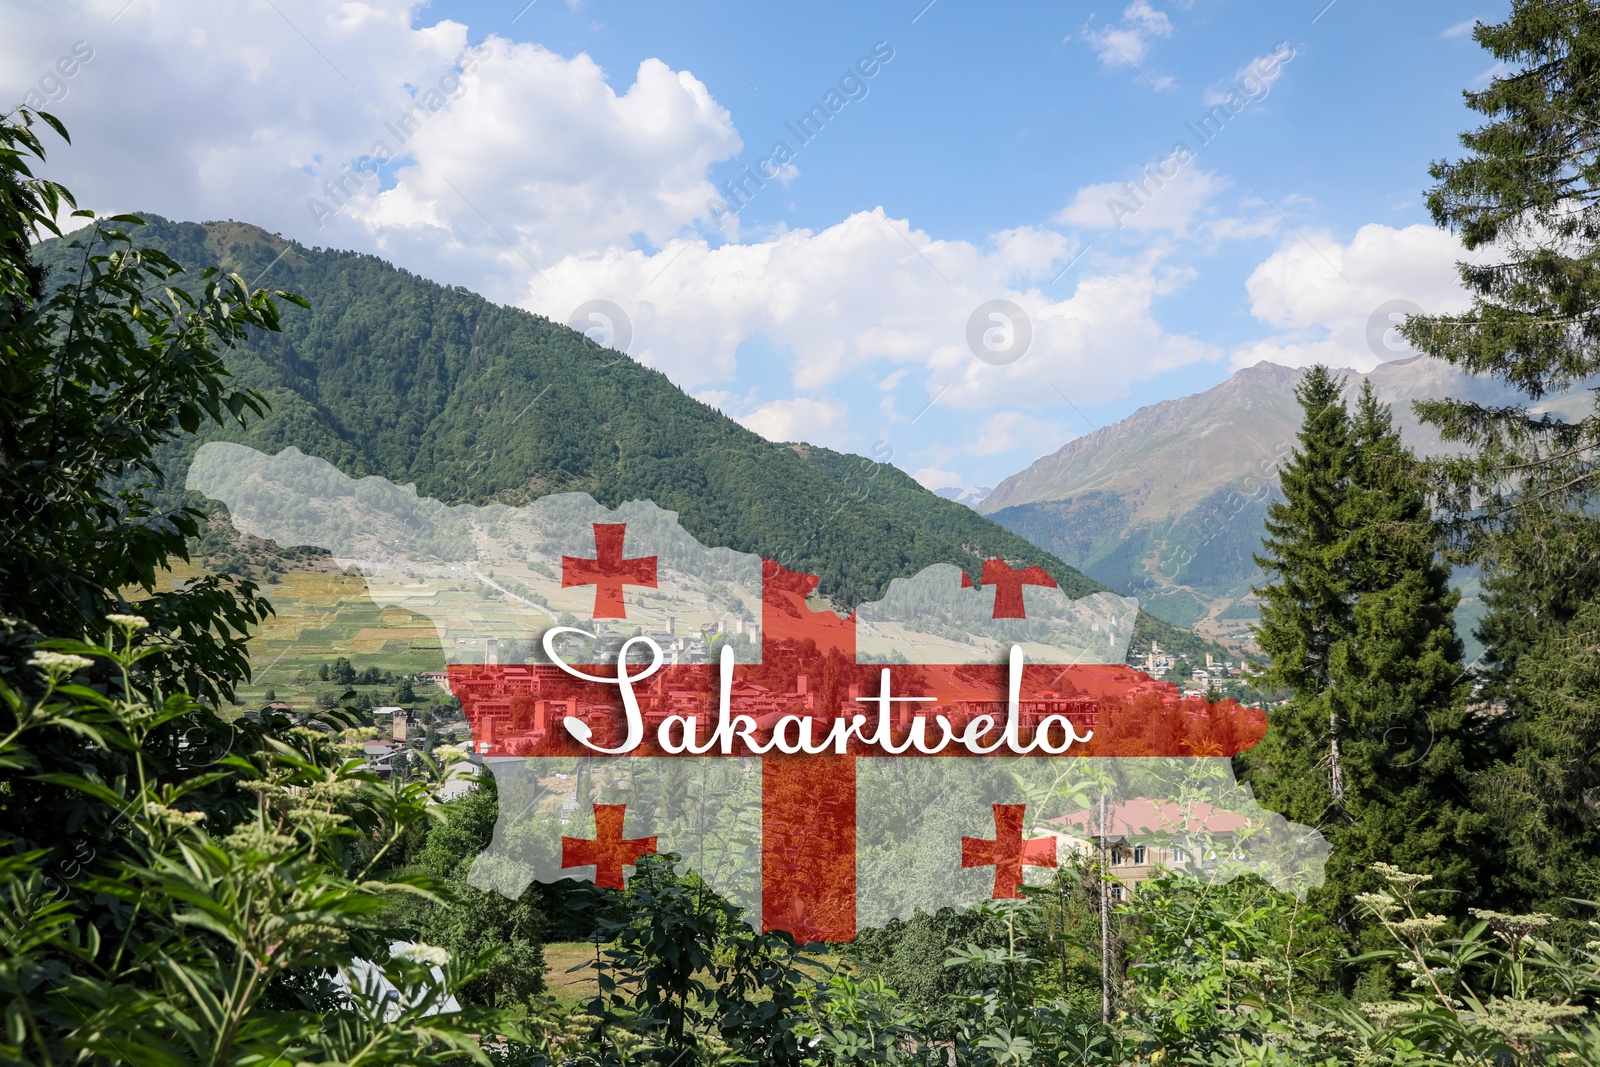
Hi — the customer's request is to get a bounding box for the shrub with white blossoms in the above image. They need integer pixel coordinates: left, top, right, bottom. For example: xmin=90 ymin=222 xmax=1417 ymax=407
xmin=395 ymin=943 xmax=452 ymax=967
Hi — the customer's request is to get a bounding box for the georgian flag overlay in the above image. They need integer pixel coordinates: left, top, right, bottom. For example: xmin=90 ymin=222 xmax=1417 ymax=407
xmin=190 ymin=443 xmax=1327 ymax=941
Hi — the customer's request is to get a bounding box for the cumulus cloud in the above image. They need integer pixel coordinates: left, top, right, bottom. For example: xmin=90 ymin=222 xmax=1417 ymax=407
xmin=735 ymin=397 xmax=846 ymax=444
xmin=1089 ymin=1 xmax=1174 ymax=69
xmin=1232 ymin=223 xmax=1471 ymax=370
xmin=522 ymin=209 xmax=1217 ymax=411
xmin=912 ymin=467 xmax=964 ymax=490
xmin=1057 ymin=165 xmax=1231 ymax=234
xmin=4 ymin=0 xmax=739 ymax=302
xmin=343 ymin=44 xmax=739 ymax=294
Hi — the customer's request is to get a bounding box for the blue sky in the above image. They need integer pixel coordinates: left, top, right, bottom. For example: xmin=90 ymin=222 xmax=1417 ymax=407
xmin=4 ymin=0 xmax=1506 ymax=491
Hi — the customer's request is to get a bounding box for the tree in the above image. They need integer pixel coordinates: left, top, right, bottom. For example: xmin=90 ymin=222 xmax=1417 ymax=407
xmin=0 ymin=108 xmax=507 ymax=1066
xmin=0 ymin=113 xmax=296 ymax=703
xmin=384 ymin=775 xmax=550 ymax=1009
xmin=1320 ymin=385 xmax=1479 ymax=941
xmin=1401 ymin=0 xmax=1600 ymax=915
xmin=1242 ymin=366 xmax=1352 ymax=825
xmin=0 ymin=105 xmax=311 ymax=922
xmin=1240 ymin=372 xmax=1476 ymax=969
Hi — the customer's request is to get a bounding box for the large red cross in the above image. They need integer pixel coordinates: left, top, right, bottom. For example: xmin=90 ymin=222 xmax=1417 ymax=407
xmin=961 ymin=803 xmax=1059 ymax=899
xmin=562 ymin=523 xmax=657 ymax=619
xmin=561 ymin=803 xmax=658 ymax=889
xmin=459 ymin=530 xmax=1267 ymax=943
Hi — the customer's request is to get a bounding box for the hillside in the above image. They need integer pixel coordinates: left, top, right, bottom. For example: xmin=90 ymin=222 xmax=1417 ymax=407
xmin=981 ymin=357 xmax=1592 ymax=643
xmin=35 ymin=217 xmax=1222 ymax=662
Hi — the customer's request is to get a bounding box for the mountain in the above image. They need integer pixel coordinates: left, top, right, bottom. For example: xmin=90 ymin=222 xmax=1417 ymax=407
xmin=34 ymin=216 xmax=1222 ymax=661
xmin=980 ymin=358 xmax=1592 ymax=647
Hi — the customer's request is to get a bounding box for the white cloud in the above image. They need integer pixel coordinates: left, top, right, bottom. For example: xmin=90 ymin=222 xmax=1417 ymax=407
xmin=1472 ymin=60 xmax=1511 ymax=88
xmin=917 ymin=412 xmax=1067 ymax=469
xmin=735 ymin=397 xmax=846 ymax=443
xmin=1442 ymin=17 xmax=1479 ymax=39
xmin=5 ymin=1 xmax=739 ymax=302
xmin=970 ymin=411 xmax=1066 ymax=457
xmin=1088 ymin=1 xmax=1173 ymax=69
xmin=345 ymin=44 xmax=739 ymax=292
xmin=1235 ymin=223 xmax=1471 ymax=370
xmin=913 ymin=466 xmax=964 ymax=490
xmin=523 ymin=210 xmax=1217 ymax=417
xmin=1057 ymin=165 xmax=1230 ymax=234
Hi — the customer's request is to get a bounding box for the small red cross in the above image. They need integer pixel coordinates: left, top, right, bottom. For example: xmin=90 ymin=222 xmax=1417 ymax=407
xmin=961 ymin=803 xmax=1058 ymax=899
xmin=561 ymin=803 xmax=657 ymax=890
xmin=980 ymin=559 xmax=1058 ymax=619
xmin=562 ymin=523 xmax=658 ymax=619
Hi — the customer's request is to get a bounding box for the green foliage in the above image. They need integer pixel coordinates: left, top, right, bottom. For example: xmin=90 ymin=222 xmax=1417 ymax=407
xmin=848 ymin=907 xmax=1009 ymax=1040
xmin=1252 ymin=366 xmax=1352 ymax=699
xmin=0 ymin=110 xmax=519 ymax=1066
xmin=1470 ymin=590 xmax=1600 ymax=913
xmin=1118 ymin=876 xmax=1349 ymax=1066
xmin=0 ymin=625 xmax=517 ymax=1066
xmin=1338 ymin=863 xmax=1600 ymax=1065
xmin=1240 ymin=370 xmax=1480 ymax=966
xmin=390 ymin=777 xmax=550 ymax=1010
xmin=0 ymin=111 xmax=300 ymax=705
xmin=1395 ymin=0 xmax=1600 ymax=926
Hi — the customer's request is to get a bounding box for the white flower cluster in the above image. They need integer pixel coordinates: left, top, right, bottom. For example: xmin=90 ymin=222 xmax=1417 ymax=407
xmin=394 ymin=943 xmax=451 ymax=967
xmin=106 ymin=613 xmax=149 ymax=630
xmin=29 ymin=651 xmax=93 ymax=674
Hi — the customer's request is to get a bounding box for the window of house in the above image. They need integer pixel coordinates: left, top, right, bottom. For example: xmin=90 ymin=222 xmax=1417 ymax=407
xmin=1110 ymin=885 xmax=1123 ymax=901
xmin=1110 ymin=847 xmax=1122 ymax=865
xmin=1133 ymin=845 xmax=1146 ymax=864
xmin=1172 ymin=846 xmax=1188 ymax=863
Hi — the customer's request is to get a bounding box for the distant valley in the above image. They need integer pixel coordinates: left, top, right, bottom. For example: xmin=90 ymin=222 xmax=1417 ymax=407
xmin=978 ymin=357 xmax=1593 ymax=655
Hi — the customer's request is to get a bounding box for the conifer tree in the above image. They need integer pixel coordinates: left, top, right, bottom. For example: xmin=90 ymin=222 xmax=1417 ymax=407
xmin=1241 ymin=365 xmax=1351 ymax=831
xmin=1240 ymin=372 xmax=1476 ymax=969
xmin=1401 ymin=0 xmax=1600 ymax=912
xmin=1322 ymin=384 xmax=1478 ymax=927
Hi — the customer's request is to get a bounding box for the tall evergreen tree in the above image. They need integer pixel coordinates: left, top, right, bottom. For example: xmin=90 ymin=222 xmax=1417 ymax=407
xmin=1402 ymin=0 xmax=1600 ymax=913
xmin=1242 ymin=365 xmax=1352 ymax=830
xmin=1323 ymin=384 xmax=1478 ymax=927
xmin=1240 ymin=372 xmax=1476 ymax=973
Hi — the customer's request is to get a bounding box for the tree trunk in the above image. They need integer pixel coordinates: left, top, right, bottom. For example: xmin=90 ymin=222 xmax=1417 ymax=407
xmin=1328 ymin=697 xmax=1346 ymax=806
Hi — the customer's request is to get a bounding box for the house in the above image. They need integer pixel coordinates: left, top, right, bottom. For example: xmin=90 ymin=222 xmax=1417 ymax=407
xmin=1044 ymin=798 xmax=1249 ymax=899
xmin=434 ymin=759 xmax=480 ymax=803
xmin=361 ymin=739 xmax=407 ymax=778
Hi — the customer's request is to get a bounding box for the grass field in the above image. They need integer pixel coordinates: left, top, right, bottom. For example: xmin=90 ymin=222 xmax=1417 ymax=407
xmin=148 ymin=559 xmax=453 ymax=713
xmin=542 ymin=942 xmax=605 ymax=1005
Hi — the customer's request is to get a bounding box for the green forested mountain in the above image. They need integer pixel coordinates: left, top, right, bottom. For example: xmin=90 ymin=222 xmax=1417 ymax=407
xmin=34 ymin=216 xmax=1214 ymax=656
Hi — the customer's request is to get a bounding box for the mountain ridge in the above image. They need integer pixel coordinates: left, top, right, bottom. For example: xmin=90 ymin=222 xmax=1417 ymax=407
xmin=979 ymin=355 xmax=1593 ymax=643
xmin=34 ymin=216 xmax=1226 ymax=662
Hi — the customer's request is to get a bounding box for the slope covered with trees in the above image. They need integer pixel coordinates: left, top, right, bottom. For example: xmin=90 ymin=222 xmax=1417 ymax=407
xmin=33 ymin=218 xmax=1214 ymax=659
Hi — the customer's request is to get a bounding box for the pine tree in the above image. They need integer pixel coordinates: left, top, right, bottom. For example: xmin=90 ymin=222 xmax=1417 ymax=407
xmin=1240 ymin=372 xmax=1478 ymax=967
xmin=1240 ymin=365 xmax=1352 ymax=833
xmin=1400 ymin=0 xmax=1600 ymax=914
xmin=1322 ymin=384 xmax=1478 ymax=932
